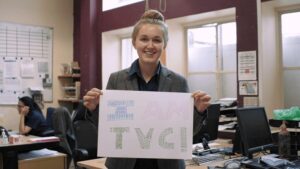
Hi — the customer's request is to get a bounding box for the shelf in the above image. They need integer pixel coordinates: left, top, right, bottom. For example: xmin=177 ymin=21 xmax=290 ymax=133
xmin=72 ymin=67 xmax=80 ymax=70
xmin=58 ymin=98 xmax=80 ymax=103
xmin=58 ymin=64 xmax=81 ymax=110
xmin=58 ymin=74 xmax=80 ymax=78
xmin=269 ymin=119 xmax=300 ymax=128
xmin=62 ymin=86 xmax=76 ymax=90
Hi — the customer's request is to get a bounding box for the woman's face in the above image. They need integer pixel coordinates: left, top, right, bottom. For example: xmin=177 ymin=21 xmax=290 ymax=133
xmin=133 ymin=24 xmax=165 ymax=66
xmin=17 ymin=101 xmax=25 ymax=113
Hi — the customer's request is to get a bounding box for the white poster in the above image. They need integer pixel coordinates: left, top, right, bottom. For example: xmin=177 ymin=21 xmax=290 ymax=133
xmin=98 ymin=90 xmax=194 ymax=159
xmin=21 ymin=59 xmax=35 ymax=78
xmin=238 ymin=51 xmax=257 ymax=80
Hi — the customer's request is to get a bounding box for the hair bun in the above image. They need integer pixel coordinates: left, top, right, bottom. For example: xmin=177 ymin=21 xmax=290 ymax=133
xmin=141 ymin=9 xmax=164 ymax=22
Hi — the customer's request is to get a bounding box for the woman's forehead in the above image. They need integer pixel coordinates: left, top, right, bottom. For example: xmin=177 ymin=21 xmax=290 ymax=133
xmin=18 ymin=101 xmax=25 ymax=105
xmin=138 ymin=24 xmax=163 ymax=35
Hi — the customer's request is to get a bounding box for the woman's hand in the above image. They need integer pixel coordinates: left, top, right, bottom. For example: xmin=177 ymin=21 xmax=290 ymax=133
xmin=83 ymin=88 xmax=103 ymax=111
xmin=192 ymin=91 xmax=211 ymax=113
xmin=19 ymin=106 xmax=31 ymax=135
xmin=20 ymin=106 xmax=29 ymax=116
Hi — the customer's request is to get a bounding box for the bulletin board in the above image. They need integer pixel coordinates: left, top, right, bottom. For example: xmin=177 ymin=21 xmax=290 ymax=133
xmin=0 ymin=22 xmax=53 ymax=105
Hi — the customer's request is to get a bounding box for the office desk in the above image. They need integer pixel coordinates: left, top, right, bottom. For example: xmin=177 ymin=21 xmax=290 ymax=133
xmin=0 ymin=136 xmax=60 ymax=169
xmin=77 ymin=139 xmax=233 ymax=169
xmin=77 ymin=158 xmax=229 ymax=169
xmin=77 ymin=158 xmax=107 ymax=169
xmin=77 ymin=158 xmax=213 ymax=169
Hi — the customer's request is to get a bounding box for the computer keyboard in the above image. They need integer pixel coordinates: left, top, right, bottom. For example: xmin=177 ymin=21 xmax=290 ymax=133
xmin=192 ymin=153 xmax=224 ymax=165
xmin=242 ymin=157 xmax=300 ymax=169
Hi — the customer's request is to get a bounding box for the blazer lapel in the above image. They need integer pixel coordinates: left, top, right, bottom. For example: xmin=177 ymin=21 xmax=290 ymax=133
xmin=125 ymin=73 xmax=139 ymax=91
xmin=158 ymin=66 xmax=172 ymax=92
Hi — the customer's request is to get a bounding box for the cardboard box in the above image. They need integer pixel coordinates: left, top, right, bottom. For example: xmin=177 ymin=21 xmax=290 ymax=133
xmin=18 ymin=153 xmax=66 ymax=169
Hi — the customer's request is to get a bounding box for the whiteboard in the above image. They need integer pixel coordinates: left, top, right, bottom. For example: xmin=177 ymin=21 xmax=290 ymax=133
xmin=0 ymin=22 xmax=53 ymax=104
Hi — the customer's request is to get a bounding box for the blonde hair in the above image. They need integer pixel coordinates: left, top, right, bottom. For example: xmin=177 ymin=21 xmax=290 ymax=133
xmin=132 ymin=9 xmax=168 ymax=48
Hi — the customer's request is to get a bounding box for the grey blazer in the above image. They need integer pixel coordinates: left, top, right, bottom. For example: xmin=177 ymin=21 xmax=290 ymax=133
xmin=104 ymin=65 xmax=205 ymax=169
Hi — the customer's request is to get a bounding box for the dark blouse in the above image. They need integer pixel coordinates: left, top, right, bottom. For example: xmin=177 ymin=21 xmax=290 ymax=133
xmin=25 ymin=110 xmax=49 ymax=136
xmin=129 ymin=59 xmax=160 ymax=169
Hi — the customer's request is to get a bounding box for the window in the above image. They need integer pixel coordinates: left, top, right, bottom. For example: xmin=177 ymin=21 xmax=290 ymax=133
xmin=121 ymin=37 xmax=138 ymax=69
xmin=103 ymin=0 xmax=143 ymax=11
xmin=187 ymin=22 xmax=237 ymax=100
xmin=280 ymin=11 xmax=300 ymax=107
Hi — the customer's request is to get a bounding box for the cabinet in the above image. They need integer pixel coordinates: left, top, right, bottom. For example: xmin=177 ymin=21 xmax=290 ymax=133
xmin=58 ymin=67 xmax=81 ymax=106
xmin=19 ymin=153 xmax=67 ymax=169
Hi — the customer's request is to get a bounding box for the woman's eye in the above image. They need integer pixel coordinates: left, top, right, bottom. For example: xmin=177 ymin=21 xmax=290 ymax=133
xmin=140 ymin=38 xmax=148 ymax=42
xmin=153 ymin=39 xmax=162 ymax=43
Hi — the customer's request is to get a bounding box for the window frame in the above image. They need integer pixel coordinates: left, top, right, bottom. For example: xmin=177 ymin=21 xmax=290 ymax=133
xmin=185 ymin=20 xmax=237 ymax=100
xmin=279 ymin=10 xmax=300 ymax=108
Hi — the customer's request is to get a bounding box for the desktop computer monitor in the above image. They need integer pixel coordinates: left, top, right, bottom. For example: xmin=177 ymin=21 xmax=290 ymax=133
xmin=193 ymin=103 xmax=220 ymax=149
xmin=235 ymin=107 xmax=273 ymax=158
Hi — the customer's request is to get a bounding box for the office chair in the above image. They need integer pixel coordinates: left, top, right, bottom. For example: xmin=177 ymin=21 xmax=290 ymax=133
xmin=46 ymin=107 xmax=55 ymax=129
xmin=72 ymin=100 xmax=98 ymax=126
xmin=73 ymin=120 xmax=98 ymax=168
xmin=52 ymin=107 xmax=75 ymax=168
xmin=71 ymin=101 xmax=99 ymax=168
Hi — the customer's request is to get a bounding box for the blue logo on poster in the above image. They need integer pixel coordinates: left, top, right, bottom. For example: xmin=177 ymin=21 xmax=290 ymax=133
xmin=107 ymin=100 xmax=134 ymax=121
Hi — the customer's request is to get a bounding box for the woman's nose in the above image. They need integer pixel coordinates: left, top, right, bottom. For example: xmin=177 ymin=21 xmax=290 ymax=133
xmin=146 ymin=40 xmax=154 ymax=48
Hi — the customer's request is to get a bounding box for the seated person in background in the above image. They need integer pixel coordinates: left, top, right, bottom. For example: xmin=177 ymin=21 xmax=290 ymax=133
xmin=18 ymin=96 xmax=49 ymax=136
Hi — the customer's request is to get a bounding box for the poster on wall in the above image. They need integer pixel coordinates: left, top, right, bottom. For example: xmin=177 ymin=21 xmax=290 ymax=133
xmin=238 ymin=50 xmax=257 ymax=81
xmin=239 ymin=80 xmax=258 ymax=95
xmin=97 ymin=90 xmax=194 ymax=159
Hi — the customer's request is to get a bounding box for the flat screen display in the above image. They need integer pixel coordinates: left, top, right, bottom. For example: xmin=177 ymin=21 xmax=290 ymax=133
xmin=236 ymin=107 xmax=273 ymax=158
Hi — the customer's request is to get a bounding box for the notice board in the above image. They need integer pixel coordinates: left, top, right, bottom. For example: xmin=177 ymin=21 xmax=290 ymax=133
xmin=0 ymin=22 xmax=53 ymax=104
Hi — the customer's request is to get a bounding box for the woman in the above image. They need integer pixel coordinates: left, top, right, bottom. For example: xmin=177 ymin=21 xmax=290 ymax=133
xmin=18 ymin=96 xmax=49 ymax=136
xmin=83 ymin=9 xmax=211 ymax=169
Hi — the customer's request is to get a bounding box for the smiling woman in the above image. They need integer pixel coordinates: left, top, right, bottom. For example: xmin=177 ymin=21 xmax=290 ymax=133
xmin=83 ymin=9 xmax=211 ymax=169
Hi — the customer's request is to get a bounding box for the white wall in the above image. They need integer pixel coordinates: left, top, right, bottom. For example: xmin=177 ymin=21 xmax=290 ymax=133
xmin=102 ymin=27 xmax=132 ymax=89
xmin=0 ymin=0 xmax=73 ymax=130
xmin=101 ymin=8 xmax=235 ymax=88
xmin=259 ymin=0 xmax=300 ymax=117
